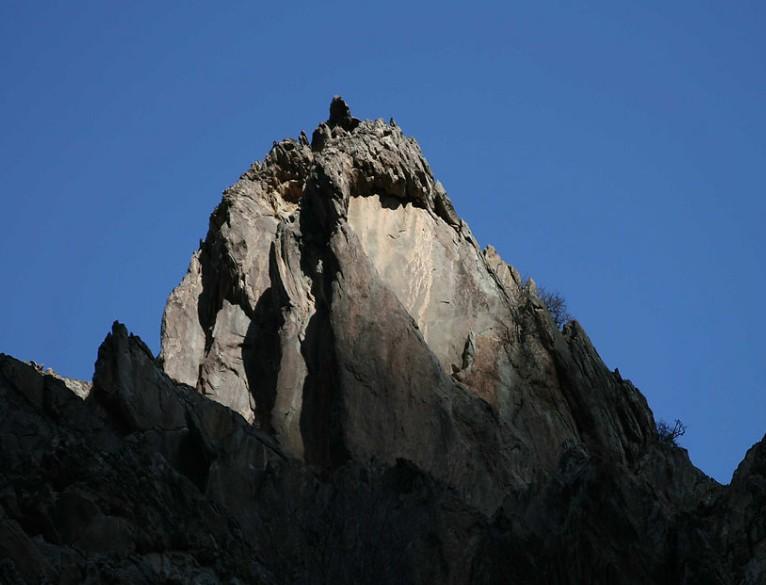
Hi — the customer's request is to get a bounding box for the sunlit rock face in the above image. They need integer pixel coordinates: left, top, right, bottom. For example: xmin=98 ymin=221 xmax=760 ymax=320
xmin=0 ymin=98 xmax=762 ymax=584
xmin=159 ymin=97 xmax=660 ymax=503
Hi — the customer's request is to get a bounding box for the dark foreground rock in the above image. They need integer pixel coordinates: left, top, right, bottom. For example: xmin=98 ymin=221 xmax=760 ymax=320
xmin=1 ymin=99 xmax=764 ymax=584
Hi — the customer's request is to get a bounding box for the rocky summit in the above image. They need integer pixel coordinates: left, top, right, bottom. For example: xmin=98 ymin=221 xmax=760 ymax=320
xmin=1 ymin=97 xmax=764 ymax=584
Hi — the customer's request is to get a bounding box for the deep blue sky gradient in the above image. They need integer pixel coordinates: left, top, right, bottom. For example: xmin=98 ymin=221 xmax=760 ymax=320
xmin=1 ymin=1 xmax=764 ymax=483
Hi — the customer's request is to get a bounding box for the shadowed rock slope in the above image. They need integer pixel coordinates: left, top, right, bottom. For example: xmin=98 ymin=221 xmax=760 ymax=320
xmin=1 ymin=98 xmax=763 ymax=584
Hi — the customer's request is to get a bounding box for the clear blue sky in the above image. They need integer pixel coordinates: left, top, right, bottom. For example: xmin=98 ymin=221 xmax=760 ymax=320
xmin=1 ymin=1 xmax=764 ymax=483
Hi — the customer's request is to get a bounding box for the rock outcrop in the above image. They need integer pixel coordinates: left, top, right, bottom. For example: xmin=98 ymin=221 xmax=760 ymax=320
xmin=1 ymin=97 xmax=764 ymax=584
xmin=159 ymin=97 xmax=657 ymax=507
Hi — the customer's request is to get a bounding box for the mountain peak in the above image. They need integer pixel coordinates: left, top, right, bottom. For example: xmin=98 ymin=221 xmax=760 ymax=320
xmin=161 ymin=99 xmax=659 ymax=488
xmin=0 ymin=99 xmax=763 ymax=583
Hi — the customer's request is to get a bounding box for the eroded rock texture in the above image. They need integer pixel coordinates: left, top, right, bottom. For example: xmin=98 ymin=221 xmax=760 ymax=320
xmin=1 ymin=98 xmax=764 ymax=584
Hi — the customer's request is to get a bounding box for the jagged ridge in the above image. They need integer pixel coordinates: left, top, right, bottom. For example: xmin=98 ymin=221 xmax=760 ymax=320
xmin=0 ymin=98 xmax=763 ymax=584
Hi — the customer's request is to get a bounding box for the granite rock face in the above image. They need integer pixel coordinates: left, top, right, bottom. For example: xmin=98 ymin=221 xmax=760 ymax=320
xmin=159 ymin=97 xmax=657 ymax=506
xmin=1 ymin=98 xmax=764 ymax=583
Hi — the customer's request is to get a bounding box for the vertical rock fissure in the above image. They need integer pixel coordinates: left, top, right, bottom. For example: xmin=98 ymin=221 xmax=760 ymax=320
xmin=242 ymin=284 xmax=284 ymax=433
xmin=296 ymin=199 xmax=349 ymax=468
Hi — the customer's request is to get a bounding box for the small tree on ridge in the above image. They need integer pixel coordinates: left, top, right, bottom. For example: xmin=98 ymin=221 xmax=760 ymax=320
xmin=657 ymin=418 xmax=686 ymax=445
xmin=538 ymin=287 xmax=573 ymax=329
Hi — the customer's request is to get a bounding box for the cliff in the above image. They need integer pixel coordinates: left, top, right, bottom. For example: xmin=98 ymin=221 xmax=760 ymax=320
xmin=0 ymin=98 xmax=763 ymax=584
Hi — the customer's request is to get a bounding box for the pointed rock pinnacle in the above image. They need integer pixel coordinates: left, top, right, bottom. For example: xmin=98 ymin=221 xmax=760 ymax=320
xmin=327 ymin=95 xmax=360 ymax=131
